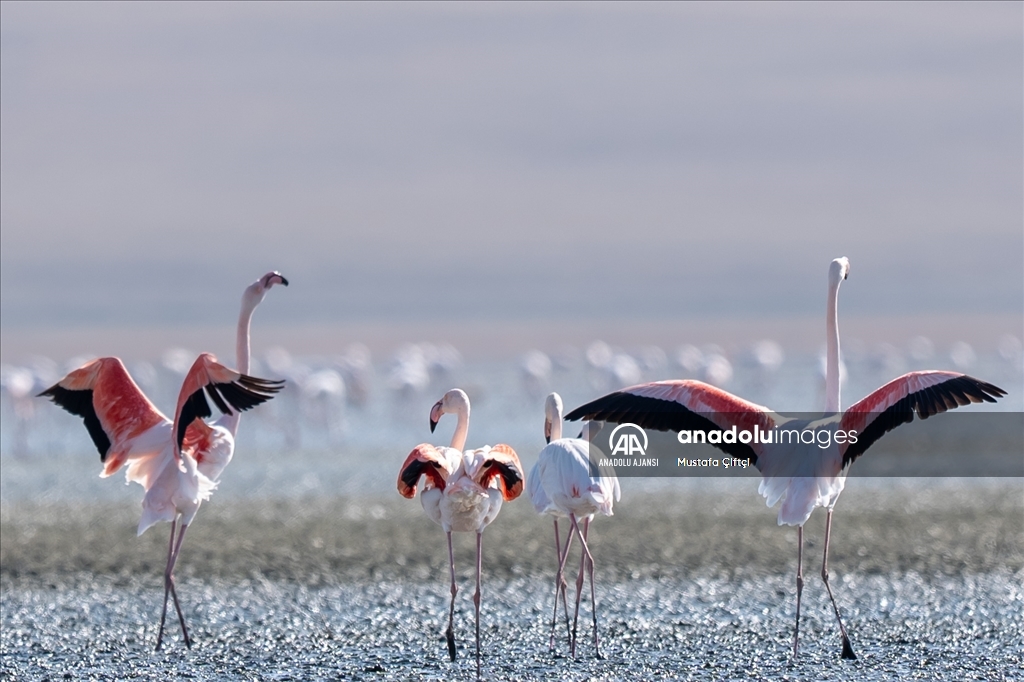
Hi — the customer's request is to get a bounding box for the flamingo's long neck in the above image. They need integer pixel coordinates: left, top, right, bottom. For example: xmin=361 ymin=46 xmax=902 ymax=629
xmin=236 ymin=300 xmax=258 ymax=375
xmin=223 ymin=299 xmax=259 ymax=438
xmin=549 ymin=413 xmax=563 ymax=441
xmin=450 ymin=405 xmax=470 ymax=451
xmin=825 ymin=277 xmax=842 ymax=413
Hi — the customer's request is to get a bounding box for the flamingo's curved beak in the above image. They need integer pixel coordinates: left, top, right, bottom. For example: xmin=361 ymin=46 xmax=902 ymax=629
xmin=268 ymin=272 xmax=289 ymax=287
xmin=429 ymin=400 xmax=443 ymax=433
xmin=544 ymin=419 xmax=552 ymax=444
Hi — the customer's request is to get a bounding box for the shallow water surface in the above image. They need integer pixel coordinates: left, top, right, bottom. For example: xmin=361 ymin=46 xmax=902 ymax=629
xmin=2 ymin=572 xmax=1022 ymax=681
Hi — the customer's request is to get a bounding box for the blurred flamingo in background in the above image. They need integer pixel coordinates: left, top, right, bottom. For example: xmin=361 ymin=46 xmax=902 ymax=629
xmin=397 ymin=388 xmax=525 ymax=677
xmin=1 ymin=365 xmax=37 ymax=457
xmin=301 ymin=368 xmax=347 ymax=445
xmin=388 ymin=344 xmax=432 ymax=399
xmin=528 ymin=392 xmax=619 ymax=658
xmin=38 ymin=354 xmax=283 ymax=648
xmin=566 ymin=257 xmax=1005 ymax=660
xmin=520 ymin=349 xmax=553 ymax=398
xmin=338 ymin=343 xmax=373 ymax=407
xmin=1 ymin=356 xmax=62 ymax=457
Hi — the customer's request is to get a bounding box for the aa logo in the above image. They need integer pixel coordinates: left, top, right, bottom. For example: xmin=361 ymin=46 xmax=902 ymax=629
xmin=608 ymin=423 xmax=648 ymax=456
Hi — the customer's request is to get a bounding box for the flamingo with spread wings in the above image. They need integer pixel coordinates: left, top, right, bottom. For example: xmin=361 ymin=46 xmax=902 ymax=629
xmin=36 ymin=270 xmax=287 ymax=649
xmin=565 ymin=257 xmax=1005 ymax=659
xmin=528 ymin=392 xmax=619 ymax=658
xmin=39 ymin=353 xmax=283 ymax=648
xmin=397 ymin=388 xmax=525 ymax=678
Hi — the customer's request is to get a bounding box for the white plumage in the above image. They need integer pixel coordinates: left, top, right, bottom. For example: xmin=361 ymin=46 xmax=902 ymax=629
xmin=529 ymin=392 xmax=619 ymax=658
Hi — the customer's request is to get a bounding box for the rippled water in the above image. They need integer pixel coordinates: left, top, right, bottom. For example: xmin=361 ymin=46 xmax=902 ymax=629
xmin=3 ymin=572 xmax=1022 ymax=681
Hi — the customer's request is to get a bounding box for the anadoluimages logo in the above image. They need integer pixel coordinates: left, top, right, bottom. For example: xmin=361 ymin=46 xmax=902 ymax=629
xmin=608 ymin=423 xmax=648 ymax=456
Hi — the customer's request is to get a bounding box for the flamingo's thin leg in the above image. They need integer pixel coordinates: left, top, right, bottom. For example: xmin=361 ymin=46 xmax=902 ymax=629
xmin=821 ymin=510 xmax=857 ymax=660
xmin=793 ymin=525 xmax=804 ymax=659
xmin=155 ymin=519 xmax=177 ymax=651
xmin=474 ymin=531 xmax=483 ymax=679
xmin=548 ymin=519 xmax=573 ymax=652
xmin=167 ymin=523 xmax=192 ymax=649
xmin=582 ymin=518 xmax=601 ymax=658
xmin=568 ymin=514 xmax=595 ymax=659
xmin=446 ymin=530 xmax=458 ymax=662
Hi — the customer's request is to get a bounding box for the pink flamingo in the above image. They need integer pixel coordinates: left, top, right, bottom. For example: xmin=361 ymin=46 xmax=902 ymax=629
xmin=528 ymin=392 xmax=619 ymax=658
xmin=36 ymin=271 xmax=287 ymax=649
xmin=565 ymin=257 xmax=1005 ymax=659
xmin=397 ymin=388 xmax=525 ymax=677
xmin=39 ymin=353 xmax=283 ymax=648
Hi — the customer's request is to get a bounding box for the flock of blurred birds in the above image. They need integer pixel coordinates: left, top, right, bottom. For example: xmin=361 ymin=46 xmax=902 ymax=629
xmin=3 ymin=333 xmax=1021 ymax=460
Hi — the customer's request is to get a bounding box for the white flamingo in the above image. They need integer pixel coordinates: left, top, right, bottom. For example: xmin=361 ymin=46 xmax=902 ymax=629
xmin=397 ymin=388 xmax=525 ymax=677
xmin=565 ymin=257 xmax=1005 ymax=660
xmin=528 ymin=392 xmax=619 ymax=658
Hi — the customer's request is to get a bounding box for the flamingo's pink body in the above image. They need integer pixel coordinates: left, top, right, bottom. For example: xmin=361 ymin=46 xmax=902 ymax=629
xmin=566 ymin=257 xmax=1005 ymax=659
xmin=409 ymin=444 xmax=515 ymax=533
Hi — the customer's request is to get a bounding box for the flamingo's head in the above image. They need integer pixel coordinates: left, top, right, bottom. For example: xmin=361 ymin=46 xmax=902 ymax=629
xmin=543 ymin=392 xmax=563 ymax=443
xmin=829 ymin=257 xmax=850 ymax=287
xmin=430 ymin=388 xmax=470 ymax=433
xmin=242 ymin=271 xmax=289 ymax=309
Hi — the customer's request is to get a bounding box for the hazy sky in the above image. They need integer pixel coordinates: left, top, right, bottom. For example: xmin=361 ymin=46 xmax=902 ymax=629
xmin=2 ymin=2 xmax=1021 ymax=330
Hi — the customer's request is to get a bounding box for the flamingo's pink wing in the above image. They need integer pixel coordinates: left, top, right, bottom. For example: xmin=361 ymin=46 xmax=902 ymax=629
xmin=38 ymin=357 xmax=167 ymax=475
xmin=839 ymin=371 xmax=1005 ymax=467
xmin=480 ymin=444 xmax=525 ymax=501
xmin=173 ymin=353 xmax=284 ymax=457
xmin=398 ymin=443 xmax=452 ymax=498
xmin=564 ymin=380 xmax=776 ymax=465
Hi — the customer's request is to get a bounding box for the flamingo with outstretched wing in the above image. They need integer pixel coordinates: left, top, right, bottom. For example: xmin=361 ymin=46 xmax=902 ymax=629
xmin=566 ymin=257 xmax=1005 ymax=660
xmin=39 ymin=353 xmax=283 ymax=648
xmin=37 ymin=271 xmax=287 ymax=649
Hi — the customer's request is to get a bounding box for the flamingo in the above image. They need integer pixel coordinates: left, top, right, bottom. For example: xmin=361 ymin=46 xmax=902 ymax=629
xmin=38 ymin=353 xmax=283 ymax=648
xmin=35 ymin=271 xmax=287 ymax=649
xmin=528 ymin=392 xmax=619 ymax=658
xmin=564 ymin=257 xmax=1006 ymax=660
xmin=397 ymin=388 xmax=525 ymax=677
